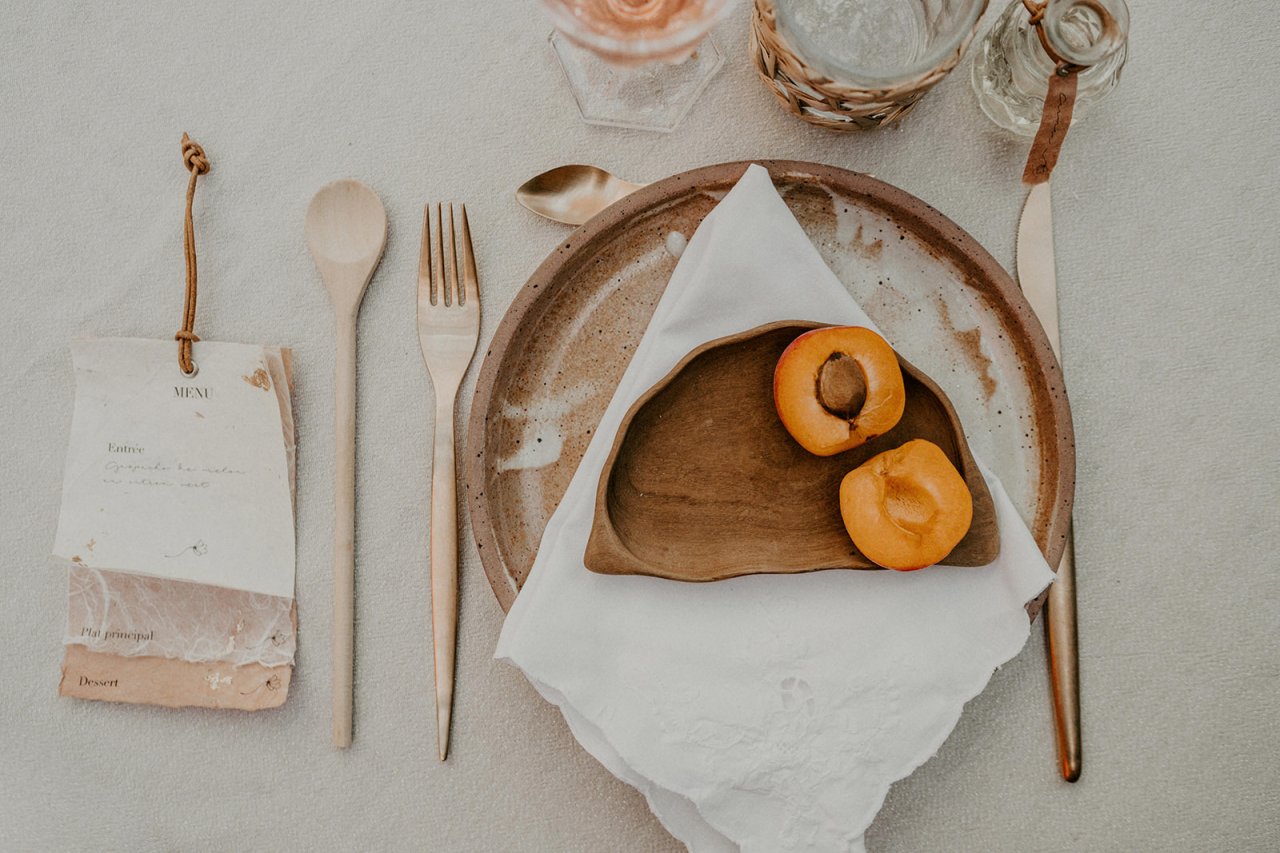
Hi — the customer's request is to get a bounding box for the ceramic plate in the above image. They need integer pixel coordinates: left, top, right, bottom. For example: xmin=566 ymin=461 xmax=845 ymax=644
xmin=466 ymin=160 xmax=1074 ymax=616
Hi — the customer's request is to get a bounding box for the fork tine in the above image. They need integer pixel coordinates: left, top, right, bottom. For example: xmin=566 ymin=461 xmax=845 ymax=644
xmin=445 ymin=203 xmax=459 ymax=308
xmin=459 ymin=204 xmax=478 ymax=307
xmin=419 ymin=204 xmax=434 ymax=305
xmin=433 ymin=203 xmax=445 ymax=307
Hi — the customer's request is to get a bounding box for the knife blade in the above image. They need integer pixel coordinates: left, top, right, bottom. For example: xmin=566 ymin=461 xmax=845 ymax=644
xmin=1016 ymin=179 xmax=1082 ymax=783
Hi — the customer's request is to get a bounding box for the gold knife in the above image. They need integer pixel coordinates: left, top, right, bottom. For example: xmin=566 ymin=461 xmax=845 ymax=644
xmin=1016 ymin=180 xmax=1082 ymax=782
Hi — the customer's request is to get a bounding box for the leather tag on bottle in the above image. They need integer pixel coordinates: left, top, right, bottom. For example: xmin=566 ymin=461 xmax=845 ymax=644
xmin=1022 ymin=71 xmax=1079 ymax=185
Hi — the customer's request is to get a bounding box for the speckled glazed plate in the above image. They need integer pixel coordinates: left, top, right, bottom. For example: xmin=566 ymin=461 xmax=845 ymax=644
xmin=466 ymin=160 xmax=1074 ymax=616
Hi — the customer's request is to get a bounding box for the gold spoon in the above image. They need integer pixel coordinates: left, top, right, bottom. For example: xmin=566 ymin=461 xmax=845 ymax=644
xmin=305 ymin=179 xmax=388 ymax=748
xmin=515 ymin=165 xmax=646 ymax=226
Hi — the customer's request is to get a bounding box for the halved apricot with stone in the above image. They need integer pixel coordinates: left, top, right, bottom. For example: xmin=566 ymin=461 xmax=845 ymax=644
xmin=839 ymin=439 xmax=973 ymax=571
xmin=773 ymin=326 xmax=906 ymax=456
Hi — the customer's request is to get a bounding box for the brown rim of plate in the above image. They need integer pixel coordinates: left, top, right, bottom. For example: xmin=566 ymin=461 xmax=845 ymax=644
xmin=466 ymin=160 xmax=1075 ymax=618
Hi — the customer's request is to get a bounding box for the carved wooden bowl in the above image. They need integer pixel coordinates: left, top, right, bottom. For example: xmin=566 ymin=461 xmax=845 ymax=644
xmin=583 ymin=321 xmax=999 ymax=581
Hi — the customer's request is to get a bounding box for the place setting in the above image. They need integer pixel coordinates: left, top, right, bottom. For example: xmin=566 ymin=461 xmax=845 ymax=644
xmin=44 ymin=0 xmax=1134 ymax=849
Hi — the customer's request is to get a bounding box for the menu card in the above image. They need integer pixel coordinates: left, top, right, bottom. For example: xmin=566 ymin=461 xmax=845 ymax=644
xmin=53 ymin=338 xmax=297 ymax=710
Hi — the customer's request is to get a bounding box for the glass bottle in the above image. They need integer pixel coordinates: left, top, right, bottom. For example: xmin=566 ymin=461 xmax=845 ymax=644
xmin=972 ymin=0 xmax=1129 ymax=135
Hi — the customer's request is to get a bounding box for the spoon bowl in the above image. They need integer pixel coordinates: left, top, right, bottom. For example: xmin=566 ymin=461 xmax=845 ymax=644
xmin=306 ymin=179 xmax=388 ymax=305
xmin=516 ymin=164 xmax=646 ymax=226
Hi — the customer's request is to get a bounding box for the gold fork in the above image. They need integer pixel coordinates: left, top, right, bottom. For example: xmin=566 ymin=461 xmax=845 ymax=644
xmin=417 ymin=203 xmax=480 ymax=761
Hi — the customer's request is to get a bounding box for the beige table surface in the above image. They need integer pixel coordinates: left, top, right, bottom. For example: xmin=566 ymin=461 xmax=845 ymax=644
xmin=2 ymin=2 xmax=1277 ymax=851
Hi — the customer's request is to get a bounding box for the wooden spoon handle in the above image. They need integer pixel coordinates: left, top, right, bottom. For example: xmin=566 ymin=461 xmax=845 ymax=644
xmin=332 ymin=315 xmax=358 ymax=748
xmin=430 ymin=392 xmax=459 ymax=761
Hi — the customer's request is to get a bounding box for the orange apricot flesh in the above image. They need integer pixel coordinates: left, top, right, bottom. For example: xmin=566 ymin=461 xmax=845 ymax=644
xmin=839 ymin=439 xmax=973 ymax=571
xmin=773 ymin=326 xmax=906 ymax=456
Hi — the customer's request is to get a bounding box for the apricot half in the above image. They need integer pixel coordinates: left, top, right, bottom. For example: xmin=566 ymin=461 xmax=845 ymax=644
xmin=773 ymin=326 xmax=906 ymax=456
xmin=839 ymin=439 xmax=974 ymax=571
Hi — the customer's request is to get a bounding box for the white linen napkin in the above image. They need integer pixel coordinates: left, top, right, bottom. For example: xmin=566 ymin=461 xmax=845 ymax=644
xmin=496 ymin=164 xmax=1055 ymax=853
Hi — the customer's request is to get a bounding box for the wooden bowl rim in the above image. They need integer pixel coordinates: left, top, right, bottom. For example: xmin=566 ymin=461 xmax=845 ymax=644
xmin=466 ymin=160 xmax=1075 ymax=618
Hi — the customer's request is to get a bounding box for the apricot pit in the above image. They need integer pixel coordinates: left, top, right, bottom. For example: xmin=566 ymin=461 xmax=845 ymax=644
xmin=773 ymin=326 xmax=906 ymax=456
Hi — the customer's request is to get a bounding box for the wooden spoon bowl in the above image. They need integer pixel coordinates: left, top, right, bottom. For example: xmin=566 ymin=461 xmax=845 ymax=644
xmin=584 ymin=321 xmax=999 ymax=581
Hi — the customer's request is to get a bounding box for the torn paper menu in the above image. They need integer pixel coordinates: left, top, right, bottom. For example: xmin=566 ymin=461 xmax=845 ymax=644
xmin=59 ymin=643 xmax=292 ymax=711
xmin=65 ymin=566 xmax=297 ymax=668
xmin=54 ymin=338 xmax=295 ymax=598
xmin=56 ymin=339 xmax=297 ymax=711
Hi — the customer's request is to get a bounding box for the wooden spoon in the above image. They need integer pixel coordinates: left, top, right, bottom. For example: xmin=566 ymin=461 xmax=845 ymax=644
xmin=305 ymin=179 xmax=387 ymax=748
xmin=515 ymin=165 xmax=646 ymax=226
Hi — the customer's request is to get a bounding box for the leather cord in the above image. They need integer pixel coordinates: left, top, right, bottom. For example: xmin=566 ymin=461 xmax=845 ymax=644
xmin=177 ymin=133 xmax=210 ymax=375
xmin=1021 ymin=0 xmax=1087 ymax=76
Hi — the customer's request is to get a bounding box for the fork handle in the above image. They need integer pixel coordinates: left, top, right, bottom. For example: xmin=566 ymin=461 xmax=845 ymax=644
xmin=430 ymin=389 xmax=460 ymax=761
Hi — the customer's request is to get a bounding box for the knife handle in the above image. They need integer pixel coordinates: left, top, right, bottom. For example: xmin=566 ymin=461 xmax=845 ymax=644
xmin=1046 ymin=523 xmax=1080 ymax=781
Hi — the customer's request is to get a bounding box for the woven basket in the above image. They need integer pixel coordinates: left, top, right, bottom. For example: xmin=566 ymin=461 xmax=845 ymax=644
xmin=750 ymin=0 xmax=988 ymax=131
